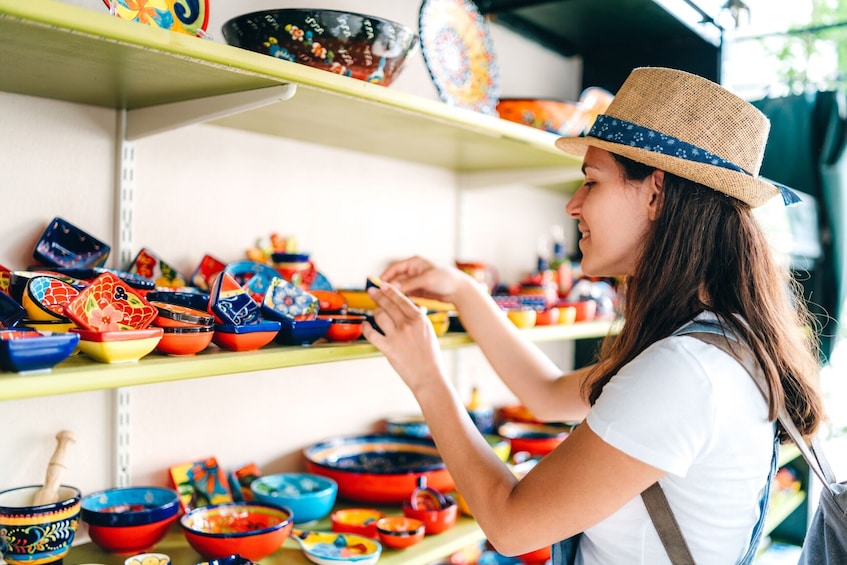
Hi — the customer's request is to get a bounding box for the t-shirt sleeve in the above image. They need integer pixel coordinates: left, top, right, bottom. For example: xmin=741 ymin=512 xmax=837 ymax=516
xmin=585 ymin=337 xmax=717 ymax=477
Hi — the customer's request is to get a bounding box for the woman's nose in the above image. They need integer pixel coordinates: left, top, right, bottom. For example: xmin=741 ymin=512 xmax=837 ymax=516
xmin=566 ymin=185 xmax=586 ymax=218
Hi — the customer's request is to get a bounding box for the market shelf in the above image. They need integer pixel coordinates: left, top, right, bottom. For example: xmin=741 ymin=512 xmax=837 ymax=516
xmin=764 ymin=490 xmax=806 ymax=537
xmin=0 ymin=0 xmax=582 ymax=178
xmin=0 ymin=320 xmax=617 ymax=401
xmin=67 ymin=505 xmax=484 ymax=565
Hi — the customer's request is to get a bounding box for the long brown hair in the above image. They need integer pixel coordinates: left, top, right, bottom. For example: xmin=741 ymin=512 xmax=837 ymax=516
xmin=583 ymin=154 xmax=824 ymax=441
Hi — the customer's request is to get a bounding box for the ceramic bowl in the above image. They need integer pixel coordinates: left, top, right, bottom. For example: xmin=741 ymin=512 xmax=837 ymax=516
xmin=64 ymin=271 xmax=158 ymax=331
xmin=273 ymin=317 xmax=331 ymax=346
xmin=101 ymin=0 xmax=210 ymax=37
xmin=124 ymin=553 xmax=172 ymax=565
xmin=0 ymin=290 xmax=26 ymax=328
xmin=17 ymin=318 xmax=77 ymax=334
xmin=221 ymin=9 xmax=418 ymax=87
xmin=318 ymin=314 xmax=366 ymax=342
xmin=261 ymin=277 xmax=319 ymax=322
xmin=375 ymin=516 xmax=425 ymax=549
xmin=23 ymin=275 xmax=80 ymax=322
xmin=303 ymin=435 xmax=453 ymax=504
xmin=310 ymin=290 xmax=347 ymax=314
xmin=402 ymin=496 xmax=458 ymax=535
xmin=212 ymin=321 xmax=280 ymax=352
xmin=495 ymin=98 xmax=587 ymax=135
xmin=190 ymin=254 xmax=227 ymax=292
xmin=223 ymin=260 xmax=281 ymax=305
xmin=497 ymin=421 xmax=574 ymax=457
xmin=556 ymin=299 xmax=596 ymax=322
xmin=385 ymin=414 xmax=430 ymax=438
xmin=150 ymin=301 xmax=214 ymax=328
xmin=156 ymin=325 xmax=215 ymax=355
xmin=0 ymin=484 xmax=82 ymax=565
xmin=81 ymin=486 xmax=181 ymax=555
xmin=127 ymin=248 xmax=188 ymax=289
xmin=535 ymin=307 xmax=560 ymax=326
xmin=290 ymin=529 xmax=382 ymax=564
xmin=32 ymin=216 xmax=110 ymax=269
xmin=0 ymin=328 xmax=79 ymax=373
xmin=146 ymin=290 xmax=210 ymax=313
xmin=195 ymin=555 xmax=257 ymax=565
xmin=71 ymin=327 xmax=163 ymax=363
xmin=331 ymin=508 xmax=385 ymax=538
xmin=180 ymin=502 xmax=294 ymax=562
xmin=505 ymin=307 xmax=537 ymax=329
xmin=250 ymin=473 xmax=338 ymax=525
xmin=336 ymin=289 xmax=376 ymax=311
xmin=427 ymin=311 xmax=450 ymax=337
xmin=554 ymin=305 xmax=578 ymax=325
xmin=209 ymin=272 xmax=262 ymax=326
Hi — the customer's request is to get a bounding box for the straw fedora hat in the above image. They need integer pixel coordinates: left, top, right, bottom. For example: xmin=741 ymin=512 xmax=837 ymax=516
xmin=555 ymin=67 xmax=798 ymax=208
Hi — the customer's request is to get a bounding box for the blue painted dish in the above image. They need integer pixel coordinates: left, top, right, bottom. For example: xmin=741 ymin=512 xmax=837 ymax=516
xmin=0 ymin=292 xmax=25 ymax=328
xmin=0 ymin=329 xmax=79 ymax=373
xmin=251 ymin=473 xmax=338 ymax=525
xmin=33 ymin=216 xmax=110 ymax=269
xmin=223 ymin=261 xmax=280 ymax=304
xmin=146 ymin=290 xmax=210 ymax=312
xmin=209 ymin=272 xmax=261 ymax=326
xmin=81 ymin=486 xmax=180 ymax=527
xmin=261 ymin=277 xmax=318 ymax=321
xmin=273 ymin=317 xmax=331 ymax=346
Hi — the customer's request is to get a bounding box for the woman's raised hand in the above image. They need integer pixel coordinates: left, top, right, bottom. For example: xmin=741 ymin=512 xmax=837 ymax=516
xmin=379 ymin=256 xmax=477 ymax=306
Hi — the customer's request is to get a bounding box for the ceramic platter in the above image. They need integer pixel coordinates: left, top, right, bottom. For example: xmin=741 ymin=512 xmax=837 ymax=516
xmin=418 ymin=0 xmax=500 ymax=116
xmin=101 ymin=0 xmax=210 ymax=37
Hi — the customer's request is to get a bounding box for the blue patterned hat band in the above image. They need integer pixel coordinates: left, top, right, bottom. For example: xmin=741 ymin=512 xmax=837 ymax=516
xmin=587 ymin=114 xmax=801 ymax=206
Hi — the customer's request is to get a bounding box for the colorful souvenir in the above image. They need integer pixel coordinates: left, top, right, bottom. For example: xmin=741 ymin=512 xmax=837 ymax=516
xmin=190 ymin=254 xmax=226 ymax=292
xmin=102 ymin=0 xmax=210 ymax=38
xmin=169 ymin=457 xmax=233 ymax=513
xmin=33 ymin=216 xmax=110 ymax=269
xmin=208 ymin=272 xmax=261 ymax=326
xmin=262 ymin=277 xmax=319 ymax=321
xmin=128 ymin=248 xmax=188 ymax=289
xmin=64 ymin=271 xmax=158 ymax=331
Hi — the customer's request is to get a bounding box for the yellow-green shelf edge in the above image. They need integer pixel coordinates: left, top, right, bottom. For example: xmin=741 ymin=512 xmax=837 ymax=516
xmin=0 ymin=321 xmax=616 ymax=401
xmin=0 ymin=0 xmax=583 ymax=178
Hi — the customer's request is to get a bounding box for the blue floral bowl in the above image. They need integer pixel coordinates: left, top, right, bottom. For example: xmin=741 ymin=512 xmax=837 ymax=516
xmin=0 ymin=484 xmax=81 ymax=565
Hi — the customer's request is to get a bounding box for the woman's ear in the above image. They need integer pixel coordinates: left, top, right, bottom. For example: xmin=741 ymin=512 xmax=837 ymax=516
xmin=646 ymin=169 xmax=665 ymax=220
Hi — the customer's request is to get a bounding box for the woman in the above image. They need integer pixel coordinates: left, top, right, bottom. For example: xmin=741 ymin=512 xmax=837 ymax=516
xmin=362 ymin=67 xmax=824 ymax=564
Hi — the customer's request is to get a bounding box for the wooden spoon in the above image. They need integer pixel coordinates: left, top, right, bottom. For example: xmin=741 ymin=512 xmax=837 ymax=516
xmin=32 ymin=430 xmax=75 ymax=506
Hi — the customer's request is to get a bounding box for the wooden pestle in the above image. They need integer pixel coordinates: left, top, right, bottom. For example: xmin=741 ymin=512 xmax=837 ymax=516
xmin=32 ymin=430 xmax=75 ymax=506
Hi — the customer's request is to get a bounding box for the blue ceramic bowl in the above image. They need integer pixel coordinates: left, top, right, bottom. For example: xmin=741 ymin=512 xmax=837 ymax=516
xmin=0 ymin=484 xmax=81 ymax=565
xmin=250 ymin=473 xmax=338 ymax=525
xmin=0 ymin=329 xmax=80 ymax=373
xmin=146 ymin=290 xmax=210 ymax=312
xmin=80 ymin=486 xmax=180 ymax=527
xmin=0 ymin=291 xmax=25 ymax=328
xmin=272 ymin=317 xmax=331 ymax=346
xmin=33 ymin=216 xmax=110 ymax=269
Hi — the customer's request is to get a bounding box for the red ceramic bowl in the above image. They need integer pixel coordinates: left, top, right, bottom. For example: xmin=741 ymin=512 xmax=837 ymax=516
xmin=87 ymin=515 xmax=178 ymax=555
xmin=498 ymin=422 xmax=572 ymax=457
xmin=402 ymin=499 xmax=458 ymax=535
xmin=376 ymin=516 xmax=425 ymax=549
xmin=150 ymin=301 xmax=214 ymax=328
xmin=318 ymin=314 xmax=366 ymax=342
xmin=331 ymin=507 xmax=384 ymax=538
xmin=212 ymin=321 xmax=281 ymax=352
xmin=310 ymin=290 xmax=347 ymax=314
xmin=180 ymin=502 xmax=293 ymax=562
xmin=156 ymin=326 xmax=214 ymax=355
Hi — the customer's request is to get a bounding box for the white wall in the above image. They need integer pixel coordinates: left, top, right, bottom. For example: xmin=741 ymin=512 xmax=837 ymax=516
xmin=0 ymin=0 xmax=582 ymax=523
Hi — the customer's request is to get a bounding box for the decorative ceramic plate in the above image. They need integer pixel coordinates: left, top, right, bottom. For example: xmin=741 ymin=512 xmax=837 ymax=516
xmin=64 ymin=271 xmax=158 ymax=331
xmin=101 ymin=0 xmax=210 ymax=37
xmin=262 ymin=277 xmax=319 ymax=321
xmin=418 ymin=0 xmax=500 ymax=115
xmin=128 ymin=248 xmax=188 ymax=290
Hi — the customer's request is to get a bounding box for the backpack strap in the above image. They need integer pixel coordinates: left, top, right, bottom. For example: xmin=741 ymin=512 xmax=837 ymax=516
xmin=642 ymin=482 xmax=696 ymax=564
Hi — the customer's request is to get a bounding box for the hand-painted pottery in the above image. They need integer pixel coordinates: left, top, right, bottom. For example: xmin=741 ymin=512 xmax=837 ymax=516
xmin=81 ymin=486 xmax=180 ymax=555
xmin=209 ymin=272 xmax=262 ymax=326
xmin=497 ymin=421 xmax=574 ymax=457
xmin=290 ymin=529 xmax=382 ymax=565
xmin=0 ymin=329 xmax=80 ymax=373
xmin=196 ymin=555 xmax=257 ymax=565
xmin=168 ymin=456 xmax=233 ymax=513
xmin=228 ymin=462 xmax=262 ymax=504
xmin=0 ymin=262 xmax=11 ymax=295
xmin=495 ymin=98 xmax=587 ymax=136
xmin=156 ymin=325 xmax=214 ymax=356
xmin=0 ymin=484 xmax=81 ymax=565
xmin=32 ymin=216 xmax=110 ymax=269
xmin=180 ymin=502 xmax=293 ymax=561
xmin=251 ymin=473 xmax=338 ymax=525
xmin=64 ymin=271 xmax=158 ymax=331
xmin=223 ymin=261 xmax=280 ymax=305
xmin=273 ymin=317 xmax=331 ymax=346
xmin=261 ymin=277 xmax=319 ymax=322
xmin=23 ymin=275 xmax=80 ymax=322
xmin=375 ymin=516 xmax=425 ymax=549
xmin=221 ymin=9 xmax=418 ymax=87
xmin=101 ymin=0 xmax=210 ymax=37
xmin=212 ymin=321 xmax=280 ymax=352
xmin=8 ymin=271 xmax=81 ymax=304
xmin=145 ymin=290 xmax=210 ymax=312
xmin=149 ymin=301 xmax=214 ymax=328
xmin=191 ymin=254 xmax=227 ymax=292
xmin=71 ymin=327 xmax=163 ymax=364
xmin=318 ymin=314 xmax=366 ymax=342
xmin=309 ymin=290 xmax=347 ymax=314
xmin=124 ymin=553 xmax=172 ymax=565
xmin=331 ymin=508 xmax=385 ymax=538
xmin=0 ymin=290 xmax=25 ymax=328
xmin=128 ymin=248 xmax=188 ymax=290
xmin=303 ymin=435 xmax=454 ymax=504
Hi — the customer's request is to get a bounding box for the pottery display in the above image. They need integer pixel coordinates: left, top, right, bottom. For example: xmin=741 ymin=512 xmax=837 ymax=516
xmin=0 ymin=484 xmax=81 ymax=565
xmin=64 ymin=271 xmax=158 ymax=331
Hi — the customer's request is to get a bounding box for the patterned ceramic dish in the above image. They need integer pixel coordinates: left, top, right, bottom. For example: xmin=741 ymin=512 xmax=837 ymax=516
xmin=250 ymin=473 xmax=338 ymax=525
xmin=290 ymin=529 xmax=382 ymax=564
xmin=128 ymin=248 xmax=188 ymax=290
xmin=101 ymin=0 xmax=210 ymax=38
xmin=156 ymin=325 xmax=215 ymax=356
xmin=221 ymin=9 xmax=418 ymax=87
xmin=23 ymin=275 xmax=80 ymax=322
xmin=212 ymin=321 xmax=280 ymax=352
xmin=0 ymin=290 xmax=26 ymax=328
xmin=0 ymin=328 xmax=80 ymax=373
xmin=209 ymin=272 xmax=262 ymax=326
xmin=32 ymin=216 xmax=110 ymax=269
xmin=71 ymin=327 xmax=163 ymax=363
xmin=64 ymin=271 xmax=158 ymax=331
xmin=0 ymin=484 xmax=81 ymax=565
xmin=261 ymin=277 xmax=319 ymax=322
xmin=375 ymin=516 xmax=425 ymax=549
xmin=330 ymin=508 xmax=385 ymax=538
xmin=223 ymin=261 xmax=281 ymax=305
xmin=273 ymin=317 xmax=331 ymax=346
xmin=496 ymin=98 xmax=587 ymax=136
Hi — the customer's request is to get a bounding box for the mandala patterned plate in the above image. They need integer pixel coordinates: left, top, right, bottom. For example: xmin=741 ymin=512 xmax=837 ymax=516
xmin=101 ymin=0 xmax=210 ymax=37
xmin=64 ymin=271 xmax=158 ymax=331
xmin=418 ymin=0 xmax=500 ymax=115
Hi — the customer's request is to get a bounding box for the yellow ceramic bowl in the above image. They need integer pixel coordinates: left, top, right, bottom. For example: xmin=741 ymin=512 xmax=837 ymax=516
xmin=506 ymin=308 xmax=537 ymax=329
xmin=427 ymin=311 xmax=450 ymax=337
xmin=72 ymin=328 xmax=163 ymax=364
xmin=337 ymin=289 xmax=376 ymax=311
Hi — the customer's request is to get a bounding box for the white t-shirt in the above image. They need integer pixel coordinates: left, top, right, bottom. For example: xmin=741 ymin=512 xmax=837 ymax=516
xmin=578 ymin=319 xmax=774 ymax=565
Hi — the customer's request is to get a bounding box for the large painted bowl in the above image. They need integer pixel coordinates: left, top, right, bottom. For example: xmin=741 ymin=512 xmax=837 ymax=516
xmin=221 ymin=9 xmax=418 ymax=87
xmin=0 ymin=484 xmax=81 ymax=565
xmin=303 ymin=435 xmax=454 ymax=504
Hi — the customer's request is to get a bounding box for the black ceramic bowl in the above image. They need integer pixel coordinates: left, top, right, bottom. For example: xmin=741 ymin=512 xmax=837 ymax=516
xmin=221 ymin=9 xmax=418 ymax=86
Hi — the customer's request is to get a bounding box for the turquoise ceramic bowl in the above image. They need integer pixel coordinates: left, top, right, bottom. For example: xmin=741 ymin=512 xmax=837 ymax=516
xmin=250 ymin=473 xmax=338 ymax=525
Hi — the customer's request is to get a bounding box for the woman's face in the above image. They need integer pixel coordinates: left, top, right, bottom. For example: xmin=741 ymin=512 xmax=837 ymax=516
xmin=565 ymin=147 xmax=662 ymax=278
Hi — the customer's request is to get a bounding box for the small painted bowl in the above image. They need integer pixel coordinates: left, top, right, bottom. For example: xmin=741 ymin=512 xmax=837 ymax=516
xmin=124 ymin=553 xmax=172 ymax=565
xmin=156 ymin=326 xmax=215 ymax=356
xmin=223 ymin=260 xmax=281 ymax=305
xmin=145 ymin=290 xmax=210 ymax=312
xmin=33 ymin=216 xmax=110 ymax=269
xmin=64 ymin=271 xmax=158 ymax=331
xmin=402 ymin=497 xmax=458 ymax=535
xmin=318 ymin=314 xmax=366 ymax=342
xmin=0 ymin=328 xmax=79 ymax=373
xmin=310 ymin=290 xmax=347 ymax=314
xmin=250 ymin=473 xmax=338 ymax=525
xmin=505 ymin=308 xmax=537 ymax=329
xmin=0 ymin=290 xmax=26 ymax=328
xmin=180 ymin=502 xmax=294 ymax=562
xmin=261 ymin=277 xmax=319 ymax=321
xmin=331 ymin=508 xmax=385 ymax=538
xmin=212 ymin=321 xmax=280 ymax=352
xmin=81 ymin=486 xmax=180 ymax=555
xmin=0 ymin=484 xmax=82 ymax=565
xmin=209 ymin=272 xmax=262 ymax=326
xmin=375 ymin=516 xmax=425 ymax=549
xmin=497 ymin=421 xmax=573 ymax=457
xmin=195 ymin=555 xmax=257 ymax=565
xmin=150 ymin=301 xmax=214 ymax=328
xmin=290 ymin=529 xmax=382 ymax=564
xmin=273 ymin=317 xmax=331 ymax=346
xmin=17 ymin=318 xmax=77 ymax=333
xmin=427 ymin=311 xmax=450 ymax=337
xmin=71 ymin=327 xmax=163 ymax=363
xmin=23 ymin=275 xmax=80 ymax=322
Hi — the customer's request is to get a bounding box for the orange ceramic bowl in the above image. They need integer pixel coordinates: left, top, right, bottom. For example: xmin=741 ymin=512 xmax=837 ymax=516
xmin=150 ymin=301 xmax=214 ymax=328
xmin=498 ymin=422 xmax=573 ymax=457
xmin=376 ymin=516 xmax=425 ymax=549
xmin=180 ymin=502 xmax=293 ymax=562
xmin=506 ymin=308 xmax=537 ymax=329
xmin=402 ymin=499 xmax=458 ymax=535
xmin=156 ymin=326 xmax=214 ymax=355
xmin=331 ymin=507 xmax=384 ymax=538
xmin=310 ymin=290 xmax=347 ymax=314
xmin=318 ymin=314 xmax=366 ymax=342
xmin=212 ymin=321 xmax=281 ymax=352
xmin=535 ymin=308 xmax=560 ymax=326
xmin=496 ymin=98 xmax=587 ymax=136
xmin=556 ymin=300 xmax=596 ymax=322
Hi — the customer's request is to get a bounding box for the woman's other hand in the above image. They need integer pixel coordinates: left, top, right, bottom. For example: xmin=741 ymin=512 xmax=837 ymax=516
xmin=379 ymin=256 xmax=479 ymax=307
